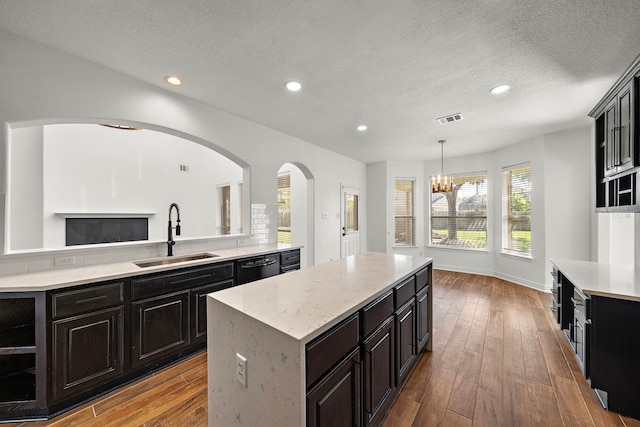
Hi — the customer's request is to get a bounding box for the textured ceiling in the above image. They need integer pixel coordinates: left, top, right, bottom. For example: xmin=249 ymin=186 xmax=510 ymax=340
xmin=1 ymin=0 xmax=639 ymax=163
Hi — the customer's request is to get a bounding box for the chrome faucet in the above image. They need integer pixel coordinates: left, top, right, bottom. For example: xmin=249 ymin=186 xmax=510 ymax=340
xmin=167 ymin=203 xmax=181 ymax=256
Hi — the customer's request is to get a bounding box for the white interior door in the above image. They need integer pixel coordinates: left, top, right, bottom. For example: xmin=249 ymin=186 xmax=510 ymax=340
xmin=341 ymin=185 xmax=360 ymax=258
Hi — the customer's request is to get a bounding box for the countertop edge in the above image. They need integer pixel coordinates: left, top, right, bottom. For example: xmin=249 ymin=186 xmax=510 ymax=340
xmin=209 ymin=253 xmax=433 ymax=345
xmin=550 ymin=258 xmax=640 ymax=302
xmin=0 ymin=245 xmax=302 ymax=292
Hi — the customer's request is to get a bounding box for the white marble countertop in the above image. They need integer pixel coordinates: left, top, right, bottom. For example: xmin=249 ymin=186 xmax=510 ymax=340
xmin=550 ymin=258 xmax=640 ymax=302
xmin=209 ymin=252 xmax=432 ymax=343
xmin=0 ymin=244 xmax=299 ymax=292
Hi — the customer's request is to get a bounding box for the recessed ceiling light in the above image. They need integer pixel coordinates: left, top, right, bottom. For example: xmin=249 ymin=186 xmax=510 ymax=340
xmin=489 ymin=84 xmax=511 ymax=95
xmin=165 ymin=76 xmax=182 ymax=86
xmin=285 ymin=81 xmax=302 ymax=92
xmin=356 ymin=125 xmax=368 ymax=132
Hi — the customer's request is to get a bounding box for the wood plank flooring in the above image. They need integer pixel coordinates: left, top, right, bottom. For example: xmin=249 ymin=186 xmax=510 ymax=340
xmin=382 ymin=270 xmax=640 ymax=427
xmin=8 ymin=270 xmax=640 ymax=426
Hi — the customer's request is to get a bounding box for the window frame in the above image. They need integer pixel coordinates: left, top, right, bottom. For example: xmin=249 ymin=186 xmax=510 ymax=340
xmin=501 ymin=162 xmax=532 ymax=259
xmin=429 ymin=171 xmax=488 ymax=251
xmin=394 ymin=178 xmax=416 ymax=247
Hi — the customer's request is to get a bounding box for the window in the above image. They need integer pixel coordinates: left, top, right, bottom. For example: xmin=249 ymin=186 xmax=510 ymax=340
xmin=277 ymin=172 xmax=291 ymax=243
xmin=430 ymin=173 xmax=487 ymax=249
xmin=220 ymin=185 xmax=231 ymax=235
xmin=502 ymin=163 xmax=531 ymax=257
xmin=394 ymin=179 xmax=415 ymax=246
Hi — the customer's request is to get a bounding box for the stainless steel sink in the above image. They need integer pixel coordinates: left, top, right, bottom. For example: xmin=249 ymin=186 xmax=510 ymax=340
xmin=134 ymin=253 xmax=219 ymax=268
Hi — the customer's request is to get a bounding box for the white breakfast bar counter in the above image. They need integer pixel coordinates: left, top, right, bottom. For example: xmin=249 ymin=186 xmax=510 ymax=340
xmin=206 ymin=252 xmax=433 ymax=426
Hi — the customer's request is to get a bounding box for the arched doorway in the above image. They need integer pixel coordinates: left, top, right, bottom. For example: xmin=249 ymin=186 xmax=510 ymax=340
xmin=277 ymin=162 xmax=315 ymax=267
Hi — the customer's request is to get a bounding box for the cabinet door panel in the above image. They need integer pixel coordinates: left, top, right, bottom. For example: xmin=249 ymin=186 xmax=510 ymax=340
xmin=52 ymin=306 xmax=124 ymax=401
xmin=131 ymin=291 xmax=190 ymax=367
xmin=363 ymin=316 xmax=395 ymax=427
xmin=605 ymin=100 xmax=618 ymax=173
xmin=395 ymin=299 xmax=416 ymax=385
xmin=618 ymin=85 xmax=633 ymax=168
xmin=192 ymin=280 xmax=233 ymax=343
xmin=416 ymin=286 xmax=430 ymax=352
xmin=307 ymin=348 xmax=361 ymax=427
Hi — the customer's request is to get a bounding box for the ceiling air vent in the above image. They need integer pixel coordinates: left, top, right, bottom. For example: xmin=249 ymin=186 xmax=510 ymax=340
xmin=436 ymin=113 xmax=463 ymax=125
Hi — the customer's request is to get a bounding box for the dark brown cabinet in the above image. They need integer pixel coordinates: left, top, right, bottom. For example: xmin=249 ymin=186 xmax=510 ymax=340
xmin=131 ymin=291 xmax=190 ymax=367
xmin=52 ymin=306 xmax=124 ymax=401
xmin=0 ymin=293 xmax=46 ymax=421
xmin=130 ymin=262 xmax=233 ymax=367
xmin=0 ymin=249 xmax=298 ymax=422
xmin=307 ymin=348 xmax=362 ymax=427
xmin=306 ymin=313 xmax=361 ymax=427
xmin=303 ymin=262 xmax=432 ymax=427
xmin=395 ymin=299 xmax=416 ymax=385
xmin=363 ymin=316 xmax=395 ymax=427
xmin=50 ymin=281 xmax=125 ymax=403
xmin=591 ymin=55 xmax=640 ymax=210
xmin=191 ymin=280 xmax=232 ymax=343
xmin=590 ymin=295 xmax=640 ymax=420
xmin=416 ymin=287 xmax=430 ymax=352
xmin=280 ymin=249 xmax=301 ymax=274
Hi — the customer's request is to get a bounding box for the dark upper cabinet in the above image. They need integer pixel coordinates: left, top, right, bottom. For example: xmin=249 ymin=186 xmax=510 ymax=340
xmin=591 ymin=55 xmax=640 ymax=211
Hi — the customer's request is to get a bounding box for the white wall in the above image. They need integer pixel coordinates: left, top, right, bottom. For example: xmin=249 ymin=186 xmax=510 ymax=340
xmin=368 ymin=127 xmax=593 ymax=291
xmin=0 ymin=31 xmax=366 ymax=275
xmin=543 ymin=126 xmax=591 ymax=287
xmin=366 ymin=162 xmax=387 ymax=253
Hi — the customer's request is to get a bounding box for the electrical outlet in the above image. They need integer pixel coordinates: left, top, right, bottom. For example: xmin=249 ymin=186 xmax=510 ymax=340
xmin=236 ymin=353 xmax=247 ymax=386
xmin=237 ymin=239 xmax=245 ymax=246
xmin=54 ymin=256 xmax=76 ymax=266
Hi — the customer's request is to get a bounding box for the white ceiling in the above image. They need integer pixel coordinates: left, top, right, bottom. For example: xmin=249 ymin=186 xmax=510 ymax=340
xmin=1 ymin=0 xmax=639 ymax=163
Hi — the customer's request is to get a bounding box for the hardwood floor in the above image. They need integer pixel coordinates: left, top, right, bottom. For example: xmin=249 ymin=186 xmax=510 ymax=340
xmin=9 ymin=270 xmax=640 ymax=426
xmin=382 ymin=270 xmax=640 ymax=427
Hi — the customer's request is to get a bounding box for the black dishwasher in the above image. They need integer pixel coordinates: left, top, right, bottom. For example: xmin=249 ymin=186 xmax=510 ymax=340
xmin=235 ymin=254 xmax=281 ymax=285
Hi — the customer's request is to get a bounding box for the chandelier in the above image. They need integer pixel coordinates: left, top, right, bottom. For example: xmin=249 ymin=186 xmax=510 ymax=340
xmin=431 ymin=140 xmax=453 ymax=193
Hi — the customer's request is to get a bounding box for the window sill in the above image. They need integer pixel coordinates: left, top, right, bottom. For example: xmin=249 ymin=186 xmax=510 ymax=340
xmin=501 ymin=250 xmax=532 ymax=260
xmin=427 ymin=245 xmax=489 ymax=253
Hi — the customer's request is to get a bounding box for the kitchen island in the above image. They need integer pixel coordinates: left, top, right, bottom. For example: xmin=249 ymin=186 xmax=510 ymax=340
xmin=207 ymin=252 xmax=433 ymax=426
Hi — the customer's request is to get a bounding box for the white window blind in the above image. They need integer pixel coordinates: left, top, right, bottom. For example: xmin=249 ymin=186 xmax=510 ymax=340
xmin=277 ymin=172 xmax=291 ymax=244
xmin=430 ymin=173 xmax=487 ymax=249
xmin=502 ymin=163 xmax=531 ymax=256
xmin=394 ymin=179 xmax=414 ymax=246
xmin=220 ymin=185 xmax=231 ymax=235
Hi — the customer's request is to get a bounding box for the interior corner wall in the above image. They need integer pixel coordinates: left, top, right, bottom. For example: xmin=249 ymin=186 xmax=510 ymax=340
xmin=366 ymin=162 xmax=387 ymax=253
xmin=543 ymin=127 xmax=592 ymax=288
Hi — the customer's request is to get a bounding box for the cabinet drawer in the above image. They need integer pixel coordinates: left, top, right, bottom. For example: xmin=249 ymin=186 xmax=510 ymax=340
xmin=306 ymin=313 xmax=360 ymax=389
xmin=394 ymin=276 xmax=416 ymax=308
xmin=361 ymin=291 xmax=393 ymax=337
xmin=52 ymin=282 xmax=124 ymax=319
xmin=131 ymin=263 xmax=233 ymax=300
xmin=416 ymin=266 xmax=430 ymax=292
xmin=280 ymin=250 xmax=300 ymax=267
